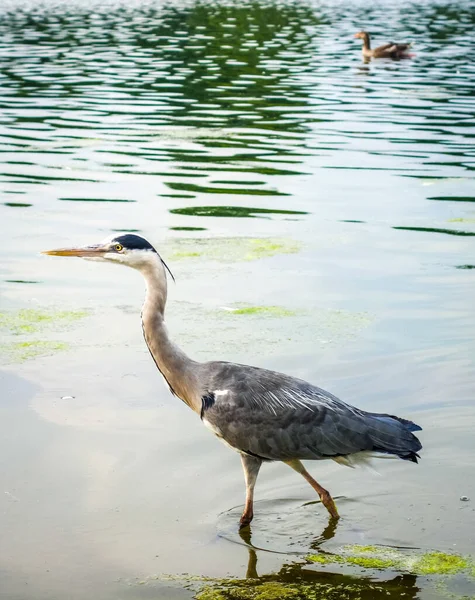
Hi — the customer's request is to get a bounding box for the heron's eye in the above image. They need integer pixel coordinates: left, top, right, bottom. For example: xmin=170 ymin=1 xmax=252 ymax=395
xmin=114 ymin=243 xmax=124 ymax=252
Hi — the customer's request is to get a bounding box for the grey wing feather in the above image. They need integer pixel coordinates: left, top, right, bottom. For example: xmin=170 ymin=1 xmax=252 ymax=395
xmin=200 ymin=361 xmax=422 ymax=462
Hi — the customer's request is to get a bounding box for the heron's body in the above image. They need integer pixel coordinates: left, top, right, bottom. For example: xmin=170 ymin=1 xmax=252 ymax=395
xmin=44 ymin=233 xmax=422 ymax=527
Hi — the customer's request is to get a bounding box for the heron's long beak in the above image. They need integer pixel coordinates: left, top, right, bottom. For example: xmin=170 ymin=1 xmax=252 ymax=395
xmin=42 ymin=244 xmax=105 ymax=257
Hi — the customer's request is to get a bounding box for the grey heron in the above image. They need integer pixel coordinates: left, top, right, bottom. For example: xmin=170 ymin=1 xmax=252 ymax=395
xmin=43 ymin=233 xmax=422 ymax=528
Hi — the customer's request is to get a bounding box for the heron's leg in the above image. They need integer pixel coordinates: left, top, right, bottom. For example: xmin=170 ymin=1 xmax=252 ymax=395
xmin=239 ymin=454 xmax=262 ymax=528
xmin=285 ymin=459 xmax=339 ymax=520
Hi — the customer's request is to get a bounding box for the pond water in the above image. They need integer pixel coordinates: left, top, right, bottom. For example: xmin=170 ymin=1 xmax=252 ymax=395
xmin=1 ymin=0 xmax=474 ymax=598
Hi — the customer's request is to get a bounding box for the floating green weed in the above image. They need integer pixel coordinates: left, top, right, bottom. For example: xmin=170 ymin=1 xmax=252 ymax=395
xmin=307 ymin=546 xmax=473 ymax=576
xmin=0 ymin=309 xmax=88 ymax=335
xmin=346 ymin=546 xmax=379 ymax=554
xmin=197 ymin=581 xmax=302 ymax=600
xmin=167 ymin=237 xmax=301 ymax=263
xmin=413 ymin=552 xmax=469 ymax=575
xmin=155 ymin=572 xmax=422 ymax=600
xmin=143 ymin=544 xmax=475 ymax=600
xmin=173 ymin=251 xmax=202 ymax=259
xmin=224 ymin=305 xmax=297 ymax=317
xmin=2 ymin=341 xmax=70 ymax=362
xmin=0 ymin=308 xmax=88 ymax=363
xmin=245 ymin=239 xmax=300 ymax=260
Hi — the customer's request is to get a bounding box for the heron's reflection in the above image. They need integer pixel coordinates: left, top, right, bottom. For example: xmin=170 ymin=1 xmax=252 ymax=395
xmin=238 ymin=515 xmax=340 ymax=578
xmin=236 ymin=518 xmax=420 ymax=599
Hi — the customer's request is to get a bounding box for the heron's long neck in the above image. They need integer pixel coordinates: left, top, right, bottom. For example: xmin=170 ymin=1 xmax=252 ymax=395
xmin=141 ymin=258 xmax=201 ymax=414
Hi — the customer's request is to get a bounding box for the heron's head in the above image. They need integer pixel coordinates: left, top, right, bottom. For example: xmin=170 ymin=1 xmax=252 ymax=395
xmin=43 ymin=233 xmax=172 ymax=276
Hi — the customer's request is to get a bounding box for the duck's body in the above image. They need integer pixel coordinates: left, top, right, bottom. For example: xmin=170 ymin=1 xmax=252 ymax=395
xmin=354 ymin=31 xmax=412 ymax=59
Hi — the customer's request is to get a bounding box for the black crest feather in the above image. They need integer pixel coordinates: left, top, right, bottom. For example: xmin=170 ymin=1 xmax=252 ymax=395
xmin=112 ymin=234 xmax=175 ymax=282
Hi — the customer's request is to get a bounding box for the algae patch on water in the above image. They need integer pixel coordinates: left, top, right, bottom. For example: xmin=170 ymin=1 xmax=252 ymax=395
xmin=6 ymin=341 xmax=70 ymax=362
xmin=448 ymin=218 xmax=475 ymax=224
xmin=169 ymin=301 xmax=372 ymax=361
xmin=154 ymin=573 xmax=405 ymax=600
xmin=412 ymin=552 xmax=470 ymax=575
xmin=0 ymin=308 xmax=89 ymax=363
xmin=196 ymin=581 xmax=302 ymax=600
xmin=0 ymin=309 xmax=88 ymax=335
xmin=307 ymin=546 xmax=473 ymax=576
xmin=142 ymin=543 xmax=475 ymax=600
xmin=166 ymin=237 xmax=301 ymax=263
xmin=222 ymin=305 xmax=298 ymax=318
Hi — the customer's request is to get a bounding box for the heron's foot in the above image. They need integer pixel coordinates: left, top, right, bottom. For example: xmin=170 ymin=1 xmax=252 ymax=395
xmin=320 ymin=490 xmax=339 ymax=520
xmin=239 ymin=511 xmax=253 ymax=529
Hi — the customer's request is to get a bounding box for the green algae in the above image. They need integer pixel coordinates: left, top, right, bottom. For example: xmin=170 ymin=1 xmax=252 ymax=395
xmin=2 ymin=341 xmax=70 ymax=362
xmin=0 ymin=309 xmax=88 ymax=335
xmin=305 ymin=554 xmax=339 ymax=566
xmin=224 ymin=305 xmax=297 ymax=317
xmin=196 ymin=589 xmax=226 ymax=600
xmin=245 ymin=239 xmax=300 ymax=260
xmin=158 ymin=572 xmax=420 ymax=600
xmin=0 ymin=308 xmax=89 ymax=363
xmin=196 ymin=581 xmax=302 ymax=600
xmin=173 ymin=251 xmax=202 ymax=259
xmin=413 ymin=552 xmax=469 ymax=575
xmin=345 ymin=546 xmax=379 ymax=554
xmin=169 ymin=301 xmax=372 ymax=360
xmin=198 ymin=581 xmax=301 ymax=600
xmin=305 ymin=553 xmax=398 ymax=570
xmin=345 ymin=556 xmax=396 ymax=570
xmin=307 ymin=546 xmax=473 ymax=576
xmin=147 ymin=546 xmax=475 ymax=600
xmin=195 ymin=579 xmax=371 ymax=600
xmin=166 ymin=237 xmax=301 ymax=263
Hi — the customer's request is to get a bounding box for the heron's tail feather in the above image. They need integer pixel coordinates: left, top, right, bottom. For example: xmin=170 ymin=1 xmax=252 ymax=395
xmin=363 ymin=412 xmax=423 ymax=463
xmin=369 ymin=412 xmax=422 ymax=432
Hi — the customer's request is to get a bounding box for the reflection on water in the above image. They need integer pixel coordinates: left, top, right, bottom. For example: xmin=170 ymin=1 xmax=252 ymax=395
xmin=393 ymin=225 xmax=475 ymax=237
xmin=1 ymin=0 xmax=475 ymax=599
xmin=169 ymin=205 xmax=307 ymax=217
xmin=229 ymin=523 xmax=422 ymax=600
xmin=1 ymin=0 xmax=475 ymax=218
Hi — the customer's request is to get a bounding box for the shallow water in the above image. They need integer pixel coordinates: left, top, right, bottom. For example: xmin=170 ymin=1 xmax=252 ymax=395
xmin=1 ymin=0 xmax=475 ymax=598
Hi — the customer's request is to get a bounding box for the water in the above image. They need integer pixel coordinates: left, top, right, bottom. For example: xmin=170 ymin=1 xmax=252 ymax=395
xmin=1 ymin=0 xmax=474 ymax=598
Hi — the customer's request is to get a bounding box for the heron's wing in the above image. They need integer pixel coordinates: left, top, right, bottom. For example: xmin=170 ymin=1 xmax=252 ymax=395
xmin=201 ymin=362 xmax=422 ymax=462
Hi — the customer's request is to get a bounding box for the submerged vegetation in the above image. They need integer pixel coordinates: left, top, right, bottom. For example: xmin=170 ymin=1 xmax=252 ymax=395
xmin=222 ymin=305 xmax=298 ymax=317
xmin=6 ymin=341 xmax=70 ymax=362
xmin=0 ymin=308 xmax=88 ymax=363
xmin=166 ymin=237 xmax=301 ymax=262
xmin=307 ymin=546 xmax=472 ymax=576
xmin=153 ymin=545 xmax=475 ymax=600
xmin=0 ymin=309 xmax=88 ymax=335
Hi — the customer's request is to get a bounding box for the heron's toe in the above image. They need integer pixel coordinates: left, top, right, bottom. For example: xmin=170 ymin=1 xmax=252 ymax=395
xmin=239 ymin=513 xmax=253 ymax=529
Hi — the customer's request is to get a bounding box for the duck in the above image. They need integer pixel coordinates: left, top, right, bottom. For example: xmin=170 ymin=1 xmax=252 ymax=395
xmin=354 ymin=31 xmax=412 ymax=59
